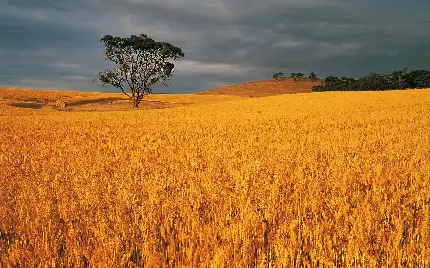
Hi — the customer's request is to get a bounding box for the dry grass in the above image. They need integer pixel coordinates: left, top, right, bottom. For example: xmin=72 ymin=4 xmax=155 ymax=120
xmin=1 ymin=88 xmax=430 ymax=266
xmin=196 ymin=78 xmax=321 ymax=97
xmin=147 ymin=94 xmax=248 ymax=104
xmin=0 ymin=87 xmax=126 ymax=103
xmin=0 ymin=88 xmax=249 ymax=115
xmin=0 ymin=79 xmax=316 ymax=114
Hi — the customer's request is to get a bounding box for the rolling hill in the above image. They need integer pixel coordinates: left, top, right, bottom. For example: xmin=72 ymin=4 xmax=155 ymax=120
xmin=196 ymin=78 xmax=321 ymax=97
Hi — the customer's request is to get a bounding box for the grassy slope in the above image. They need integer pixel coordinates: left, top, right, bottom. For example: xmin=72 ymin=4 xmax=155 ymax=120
xmin=196 ymin=78 xmax=321 ymax=97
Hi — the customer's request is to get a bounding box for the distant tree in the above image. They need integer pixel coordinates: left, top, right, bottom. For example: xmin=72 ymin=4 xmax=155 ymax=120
xmin=309 ymin=72 xmax=318 ymax=81
xmin=388 ymin=69 xmax=408 ymax=89
xmin=406 ymin=70 xmax=430 ymax=88
xmin=362 ymin=73 xmax=392 ymax=90
xmin=296 ymin=73 xmax=304 ymax=81
xmin=272 ymin=72 xmax=284 ymax=81
xmin=312 ymin=85 xmax=324 ymax=92
xmin=291 ymin=73 xmax=298 ymax=82
xmin=95 ymin=33 xmax=185 ymax=107
xmin=291 ymin=72 xmax=304 ymax=82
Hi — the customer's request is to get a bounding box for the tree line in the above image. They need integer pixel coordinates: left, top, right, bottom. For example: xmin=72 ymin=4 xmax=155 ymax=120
xmin=272 ymin=72 xmax=318 ymax=82
xmin=312 ymin=68 xmax=430 ymax=92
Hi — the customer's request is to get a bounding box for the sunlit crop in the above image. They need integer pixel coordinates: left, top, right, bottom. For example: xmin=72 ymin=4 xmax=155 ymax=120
xmin=1 ymin=89 xmax=430 ymax=266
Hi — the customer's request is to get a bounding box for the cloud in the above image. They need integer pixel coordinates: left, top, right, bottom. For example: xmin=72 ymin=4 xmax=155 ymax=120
xmin=18 ymin=78 xmax=96 ymax=91
xmin=0 ymin=0 xmax=429 ymax=92
xmin=176 ymin=60 xmax=258 ymax=76
xmin=272 ymin=40 xmax=303 ymax=49
xmin=61 ymin=75 xmax=91 ymax=81
xmin=205 ymin=81 xmax=234 ymax=88
xmin=30 ymin=10 xmax=47 ymax=20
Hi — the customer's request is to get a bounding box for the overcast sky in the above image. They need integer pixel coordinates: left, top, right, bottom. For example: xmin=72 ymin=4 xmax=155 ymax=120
xmin=1 ymin=0 xmax=429 ymax=93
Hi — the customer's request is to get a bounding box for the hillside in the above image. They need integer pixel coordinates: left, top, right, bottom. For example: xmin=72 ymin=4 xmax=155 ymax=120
xmin=196 ymin=78 xmax=321 ymax=97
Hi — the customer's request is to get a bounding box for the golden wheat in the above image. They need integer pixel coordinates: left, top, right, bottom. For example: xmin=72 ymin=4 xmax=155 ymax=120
xmin=1 ymin=89 xmax=430 ymax=267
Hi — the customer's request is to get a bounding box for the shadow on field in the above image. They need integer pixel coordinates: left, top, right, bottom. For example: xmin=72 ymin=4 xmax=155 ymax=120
xmin=10 ymin=103 xmax=43 ymax=109
xmin=67 ymin=97 xmax=126 ymax=106
xmin=63 ymin=99 xmax=189 ymax=112
xmin=7 ymin=98 xmax=189 ymax=112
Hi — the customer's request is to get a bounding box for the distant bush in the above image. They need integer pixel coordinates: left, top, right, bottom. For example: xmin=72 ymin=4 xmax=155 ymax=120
xmin=312 ymin=68 xmax=430 ymax=92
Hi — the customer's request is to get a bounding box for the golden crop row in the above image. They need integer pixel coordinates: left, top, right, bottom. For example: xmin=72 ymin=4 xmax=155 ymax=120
xmin=1 ymin=90 xmax=430 ymax=267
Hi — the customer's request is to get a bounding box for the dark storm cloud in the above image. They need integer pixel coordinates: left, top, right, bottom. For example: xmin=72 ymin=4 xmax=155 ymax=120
xmin=0 ymin=0 xmax=429 ymax=92
xmin=7 ymin=0 xmax=95 ymax=12
xmin=0 ymin=15 xmax=98 ymax=51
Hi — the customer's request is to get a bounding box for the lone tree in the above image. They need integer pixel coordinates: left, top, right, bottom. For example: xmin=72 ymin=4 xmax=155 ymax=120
xmin=95 ymin=34 xmax=185 ymax=107
xmin=309 ymin=72 xmax=318 ymax=81
xmin=291 ymin=73 xmax=298 ymax=82
xmin=295 ymin=72 xmax=304 ymax=81
xmin=272 ymin=72 xmax=284 ymax=81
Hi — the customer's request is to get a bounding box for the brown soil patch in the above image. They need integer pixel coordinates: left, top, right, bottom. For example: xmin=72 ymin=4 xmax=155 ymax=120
xmin=196 ymin=78 xmax=321 ymax=97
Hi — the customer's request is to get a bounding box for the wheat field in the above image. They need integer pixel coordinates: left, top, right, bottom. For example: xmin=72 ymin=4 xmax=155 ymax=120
xmin=1 ymin=89 xmax=430 ymax=267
